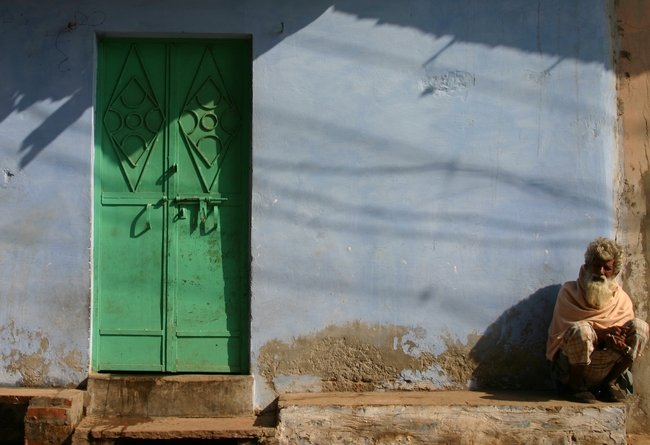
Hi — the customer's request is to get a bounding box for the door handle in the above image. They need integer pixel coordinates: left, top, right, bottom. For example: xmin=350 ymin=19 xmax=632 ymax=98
xmin=145 ymin=204 xmax=152 ymax=230
xmin=199 ymin=199 xmax=208 ymax=223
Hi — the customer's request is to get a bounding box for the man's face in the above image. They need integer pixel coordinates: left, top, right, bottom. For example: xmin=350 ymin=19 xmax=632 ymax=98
xmin=582 ymin=259 xmax=616 ymax=309
xmin=590 ymin=259 xmax=615 ymax=281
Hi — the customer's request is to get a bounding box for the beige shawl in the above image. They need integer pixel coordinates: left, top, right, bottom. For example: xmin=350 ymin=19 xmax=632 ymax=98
xmin=546 ymin=266 xmax=635 ymax=361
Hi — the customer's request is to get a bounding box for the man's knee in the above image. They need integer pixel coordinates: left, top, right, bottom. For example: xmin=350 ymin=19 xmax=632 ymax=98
xmin=564 ymin=321 xmax=596 ymax=343
xmin=625 ymin=318 xmax=649 ymax=358
xmin=626 ymin=318 xmax=649 ymax=337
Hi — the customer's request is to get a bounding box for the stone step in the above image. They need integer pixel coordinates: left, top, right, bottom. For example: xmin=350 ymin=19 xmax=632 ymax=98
xmin=277 ymin=390 xmax=627 ymax=444
xmin=87 ymin=373 xmax=253 ymax=418
xmin=72 ymin=414 xmax=277 ymax=445
xmin=629 ymin=435 xmax=650 ymax=445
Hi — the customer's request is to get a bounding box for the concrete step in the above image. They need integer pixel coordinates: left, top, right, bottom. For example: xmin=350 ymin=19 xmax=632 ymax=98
xmin=277 ymin=390 xmax=627 ymax=444
xmin=87 ymin=373 xmax=253 ymax=418
xmin=72 ymin=414 xmax=277 ymax=445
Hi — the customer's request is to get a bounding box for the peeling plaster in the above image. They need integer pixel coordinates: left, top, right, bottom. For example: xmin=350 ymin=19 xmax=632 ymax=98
xmin=0 ymin=322 xmax=85 ymax=387
xmin=257 ymin=322 xmax=466 ymax=393
xmin=257 ymin=313 xmax=554 ymax=397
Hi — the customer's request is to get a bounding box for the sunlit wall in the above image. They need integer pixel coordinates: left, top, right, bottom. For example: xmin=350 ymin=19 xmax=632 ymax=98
xmin=0 ymin=0 xmax=616 ymax=408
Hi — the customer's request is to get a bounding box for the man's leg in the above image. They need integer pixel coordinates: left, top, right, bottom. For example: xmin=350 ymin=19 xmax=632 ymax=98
xmin=600 ymin=318 xmax=649 ymax=402
xmin=561 ymin=321 xmax=597 ymax=403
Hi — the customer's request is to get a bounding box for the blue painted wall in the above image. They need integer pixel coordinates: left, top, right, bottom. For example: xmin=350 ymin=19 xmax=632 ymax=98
xmin=0 ymin=0 xmax=616 ymax=407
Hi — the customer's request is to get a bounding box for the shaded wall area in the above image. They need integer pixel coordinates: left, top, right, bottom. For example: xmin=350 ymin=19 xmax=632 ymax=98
xmin=616 ymin=0 xmax=650 ymax=434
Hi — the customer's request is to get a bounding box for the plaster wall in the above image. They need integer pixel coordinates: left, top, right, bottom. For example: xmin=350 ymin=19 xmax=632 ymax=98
xmin=0 ymin=0 xmax=622 ymax=415
xmin=614 ymin=0 xmax=650 ymax=433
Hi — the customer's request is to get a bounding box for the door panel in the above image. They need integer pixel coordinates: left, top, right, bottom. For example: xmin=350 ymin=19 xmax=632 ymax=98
xmin=94 ymin=39 xmax=250 ymax=373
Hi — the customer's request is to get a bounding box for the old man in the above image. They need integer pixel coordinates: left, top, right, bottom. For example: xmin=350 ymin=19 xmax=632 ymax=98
xmin=547 ymin=237 xmax=648 ymax=403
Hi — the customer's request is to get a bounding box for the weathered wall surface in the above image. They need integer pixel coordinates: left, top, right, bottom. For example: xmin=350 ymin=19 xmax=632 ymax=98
xmin=249 ymin=0 xmax=617 ymax=409
xmin=0 ymin=5 xmax=94 ymax=386
xmin=0 ymin=0 xmax=624 ymax=416
xmin=615 ymin=0 xmax=650 ymax=434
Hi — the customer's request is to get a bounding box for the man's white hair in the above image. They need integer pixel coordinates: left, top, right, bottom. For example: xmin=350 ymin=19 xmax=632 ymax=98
xmin=584 ymin=237 xmax=625 ymax=276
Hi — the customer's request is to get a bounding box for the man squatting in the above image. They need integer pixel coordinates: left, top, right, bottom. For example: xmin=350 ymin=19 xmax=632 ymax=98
xmin=547 ymin=237 xmax=649 ymax=403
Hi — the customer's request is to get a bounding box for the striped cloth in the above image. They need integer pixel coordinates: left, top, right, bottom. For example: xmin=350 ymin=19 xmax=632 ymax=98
xmin=555 ymin=318 xmax=648 ymax=389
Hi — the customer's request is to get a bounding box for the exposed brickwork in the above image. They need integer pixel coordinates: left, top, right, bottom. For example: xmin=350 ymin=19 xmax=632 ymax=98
xmin=27 ymin=407 xmax=68 ymax=423
xmin=0 ymin=388 xmax=85 ymax=445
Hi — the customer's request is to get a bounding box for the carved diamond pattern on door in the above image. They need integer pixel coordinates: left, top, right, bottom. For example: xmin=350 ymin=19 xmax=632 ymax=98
xmin=94 ymin=39 xmax=251 ymax=373
xmin=178 ymin=46 xmax=241 ymax=192
xmin=103 ymin=46 xmax=166 ymax=192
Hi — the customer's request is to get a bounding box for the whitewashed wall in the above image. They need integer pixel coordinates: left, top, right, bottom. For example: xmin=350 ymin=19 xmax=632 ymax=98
xmin=0 ymin=0 xmax=616 ymax=410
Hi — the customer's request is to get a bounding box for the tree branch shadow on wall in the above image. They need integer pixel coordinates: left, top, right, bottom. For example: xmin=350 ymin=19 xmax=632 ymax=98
xmin=1 ymin=0 xmax=615 ymax=168
xmin=17 ymin=85 xmax=89 ymax=169
xmin=468 ymin=284 xmax=561 ymax=391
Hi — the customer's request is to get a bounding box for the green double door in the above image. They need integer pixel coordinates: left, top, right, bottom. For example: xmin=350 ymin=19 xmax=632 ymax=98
xmin=93 ymin=39 xmax=250 ymax=373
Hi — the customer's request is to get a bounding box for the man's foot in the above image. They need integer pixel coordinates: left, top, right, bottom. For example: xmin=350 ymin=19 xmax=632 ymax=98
xmin=566 ymin=386 xmax=598 ymax=404
xmin=599 ymin=383 xmax=626 ymax=403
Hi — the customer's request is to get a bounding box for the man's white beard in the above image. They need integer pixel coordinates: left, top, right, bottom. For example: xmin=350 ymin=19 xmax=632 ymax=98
xmin=582 ymin=273 xmax=616 ymax=309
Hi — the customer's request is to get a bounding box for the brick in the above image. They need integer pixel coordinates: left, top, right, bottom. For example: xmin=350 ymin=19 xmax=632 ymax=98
xmin=26 ymin=407 xmax=68 ymax=426
xmin=27 ymin=407 xmax=67 ymax=419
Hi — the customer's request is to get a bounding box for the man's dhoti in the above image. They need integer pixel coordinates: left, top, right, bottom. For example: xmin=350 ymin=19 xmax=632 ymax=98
xmin=551 ymin=318 xmax=649 ymax=390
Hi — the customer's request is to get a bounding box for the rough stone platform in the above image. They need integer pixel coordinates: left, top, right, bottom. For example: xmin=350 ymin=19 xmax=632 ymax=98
xmin=72 ymin=414 xmax=277 ymax=444
xmin=277 ymin=391 xmax=627 ymax=445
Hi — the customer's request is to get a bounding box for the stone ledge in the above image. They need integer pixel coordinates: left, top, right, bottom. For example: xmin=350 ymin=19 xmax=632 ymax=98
xmin=0 ymin=387 xmax=60 ymax=405
xmin=72 ymin=415 xmax=277 ymax=443
xmin=278 ymin=389 xmax=620 ymax=407
xmin=277 ymin=391 xmax=627 ymax=445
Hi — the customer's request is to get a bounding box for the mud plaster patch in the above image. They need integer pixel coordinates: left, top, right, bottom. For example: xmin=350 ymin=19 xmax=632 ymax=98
xmin=258 ymin=300 xmax=554 ymax=394
xmin=0 ymin=323 xmax=84 ymax=386
xmin=257 ymin=321 xmax=479 ymax=393
xmin=3 ymin=331 xmax=50 ymax=387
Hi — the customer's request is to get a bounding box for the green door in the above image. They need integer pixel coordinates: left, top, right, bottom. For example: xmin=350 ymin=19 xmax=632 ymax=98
xmin=93 ymin=39 xmax=251 ymax=373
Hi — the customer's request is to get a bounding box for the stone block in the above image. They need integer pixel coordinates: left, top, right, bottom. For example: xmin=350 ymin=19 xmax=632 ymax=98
xmin=277 ymin=391 xmax=627 ymax=445
xmin=71 ymin=415 xmax=276 ymax=444
xmin=87 ymin=373 xmax=253 ymax=417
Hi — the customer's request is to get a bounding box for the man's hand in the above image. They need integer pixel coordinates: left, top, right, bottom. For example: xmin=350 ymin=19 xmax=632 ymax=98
xmin=595 ymin=326 xmax=629 ymax=352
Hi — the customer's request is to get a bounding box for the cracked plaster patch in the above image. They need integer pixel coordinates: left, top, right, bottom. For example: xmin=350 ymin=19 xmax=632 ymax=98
xmin=0 ymin=322 xmax=84 ymax=387
xmin=257 ymin=321 xmax=478 ymax=393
